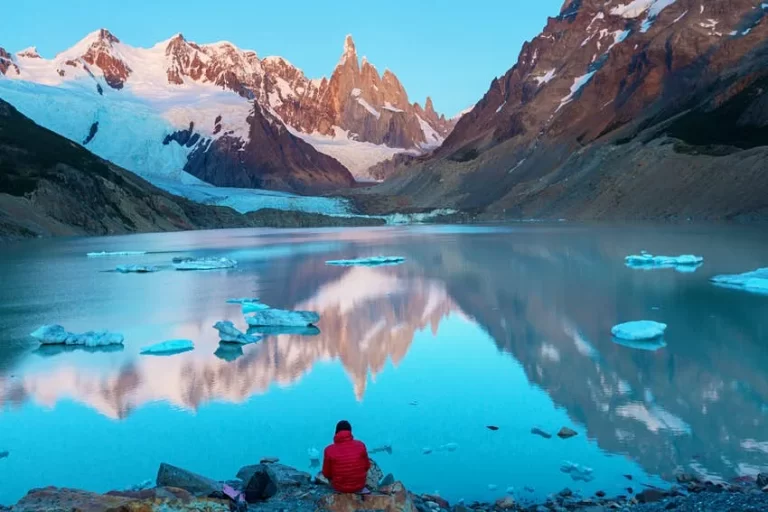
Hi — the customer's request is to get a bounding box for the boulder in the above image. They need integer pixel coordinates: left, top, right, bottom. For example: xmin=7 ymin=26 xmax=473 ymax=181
xmin=243 ymin=464 xmax=278 ymax=502
xmin=238 ymin=463 xmax=310 ymax=487
xmin=676 ymin=473 xmax=698 ymax=484
xmin=557 ymin=427 xmax=578 ymax=439
xmin=10 ymin=486 xmax=230 ymax=512
xmin=316 ymin=481 xmax=415 ymax=512
xmin=367 ymin=459 xmax=384 ymax=490
xmin=636 ymin=489 xmax=667 ymax=503
xmin=757 ymin=473 xmax=768 ymax=488
xmin=422 ymin=494 xmax=449 ymax=509
xmin=495 ymin=496 xmax=516 ymax=510
xmin=156 ymin=463 xmax=221 ymax=496
xmin=380 ymin=473 xmax=395 ymax=487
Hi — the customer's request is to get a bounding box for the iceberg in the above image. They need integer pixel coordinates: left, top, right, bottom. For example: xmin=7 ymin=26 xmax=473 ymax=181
xmin=140 ymin=339 xmax=194 ymax=355
xmin=226 ymin=298 xmax=261 ymax=304
xmin=214 ymin=344 xmax=244 ymax=362
xmin=242 ymin=302 xmax=270 ymax=314
xmin=611 ymin=321 xmax=667 ymax=341
xmin=326 ymin=256 xmax=406 ymax=267
xmin=711 ymin=268 xmax=768 ymax=295
xmin=116 ymin=265 xmax=159 ymax=274
xmin=247 ymin=325 xmax=321 ymax=337
xmin=625 ymin=253 xmax=703 ymax=272
xmin=34 ymin=344 xmax=124 ymax=357
xmin=213 ymin=321 xmax=262 ymax=344
xmin=613 ymin=337 xmax=667 ymax=351
xmin=87 ymin=251 xmax=147 ymax=257
xmin=30 ymin=324 xmax=124 ymax=347
xmin=246 ymin=309 xmax=320 ymax=327
xmin=173 ymin=257 xmax=237 ymax=271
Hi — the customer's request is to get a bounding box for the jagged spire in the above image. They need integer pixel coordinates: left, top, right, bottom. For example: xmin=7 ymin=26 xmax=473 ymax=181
xmin=343 ymin=34 xmax=356 ymax=56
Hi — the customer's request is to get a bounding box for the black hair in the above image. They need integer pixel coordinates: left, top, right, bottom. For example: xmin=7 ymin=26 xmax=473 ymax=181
xmin=335 ymin=420 xmax=352 ymax=433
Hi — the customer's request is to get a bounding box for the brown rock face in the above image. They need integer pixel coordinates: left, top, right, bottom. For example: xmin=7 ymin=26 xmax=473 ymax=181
xmin=79 ymin=29 xmax=131 ymax=89
xmin=378 ymin=0 xmax=768 ymax=220
xmin=183 ymin=104 xmax=355 ymax=193
xmin=0 ymin=47 xmax=19 ymax=76
xmin=316 ymin=482 xmax=415 ymax=512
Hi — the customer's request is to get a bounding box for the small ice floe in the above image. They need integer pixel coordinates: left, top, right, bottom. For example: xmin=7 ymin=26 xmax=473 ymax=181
xmin=370 ymin=444 xmax=393 ymax=455
xmin=438 ymin=442 xmax=459 ymax=452
xmin=711 ymin=268 xmax=768 ymax=295
xmin=409 ymin=400 xmax=419 ymax=406
xmin=246 ymin=309 xmax=320 ymax=327
xmin=326 ymin=256 xmax=406 ymax=267
xmin=560 ymin=461 xmax=594 ymax=482
xmin=34 ymin=344 xmax=123 ymax=357
xmin=140 ymin=339 xmax=194 ymax=355
xmin=625 ymin=253 xmax=703 ymax=273
xmin=87 ymin=251 xmax=147 ymax=257
xmin=173 ymin=257 xmax=237 ymax=271
xmin=247 ymin=325 xmax=320 ymax=336
xmin=226 ymin=298 xmax=260 ymax=304
xmin=30 ymin=325 xmax=124 ymax=347
xmin=213 ymin=321 xmax=262 ymax=344
xmin=611 ymin=321 xmax=667 ymax=341
xmin=308 ymin=447 xmax=321 ymax=468
xmin=116 ymin=265 xmax=158 ymax=274
xmin=214 ymin=344 xmax=244 ymax=362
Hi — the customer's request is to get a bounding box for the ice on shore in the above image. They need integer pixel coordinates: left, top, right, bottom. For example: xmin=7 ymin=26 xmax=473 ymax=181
xmin=173 ymin=257 xmax=237 ymax=271
xmin=611 ymin=321 xmax=667 ymax=340
xmin=326 ymin=256 xmax=406 ymax=267
xmin=116 ymin=265 xmax=159 ymax=274
xmin=246 ymin=309 xmax=320 ymax=327
xmin=140 ymin=339 xmax=194 ymax=355
xmin=87 ymin=251 xmax=147 ymax=257
xmin=625 ymin=253 xmax=703 ymax=272
xmin=711 ymin=268 xmax=768 ymax=295
xmin=30 ymin=325 xmax=125 ymax=347
xmin=213 ymin=321 xmax=262 ymax=344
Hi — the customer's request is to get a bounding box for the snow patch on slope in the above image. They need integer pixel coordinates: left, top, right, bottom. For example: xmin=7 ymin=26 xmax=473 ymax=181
xmin=557 ymin=71 xmax=597 ymax=111
xmin=417 ymin=115 xmax=444 ymax=149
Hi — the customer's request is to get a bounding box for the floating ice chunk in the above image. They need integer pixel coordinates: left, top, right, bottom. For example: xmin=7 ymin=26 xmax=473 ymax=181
xmin=242 ymin=302 xmax=270 ymax=314
xmin=214 ymin=344 xmax=244 ymax=362
xmin=439 ymin=442 xmax=459 ymax=452
xmin=422 ymin=447 xmax=433 ymax=455
xmin=226 ymin=298 xmax=260 ymax=304
xmin=370 ymin=444 xmax=393 ymax=455
xmin=625 ymin=253 xmax=703 ymax=272
xmin=246 ymin=309 xmax=320 ymax=327
xmin=326 ymin=256 xmax=406 ymax=267
xmin=560 ymin=461 xmax=595 ymax=482
xmin=247 ymin=325 xmax=320 ymax=337
xmin=140 ymin=339 xmax=194 ymax=355
xmin=173 ymin=257 xmax=237 ymax=270
xmin=612 ymin=321 xmax=667 ymax=340
xmin=613 ymin=337 xmax=667 ymax=351
xmin=30 ymin=325 xmax=124 ymax=347
xmin=116 ymin=265 xmax=159 ymax=273
xmin=308 ymin=447 xmax=321 ymax=462
xmin=87 ymin=251 xmax=147 ymax=257
xmin=213 ymin=321 xmax=262 ymax=344
xmin=711 ymin=268 xmax=768 ymax=295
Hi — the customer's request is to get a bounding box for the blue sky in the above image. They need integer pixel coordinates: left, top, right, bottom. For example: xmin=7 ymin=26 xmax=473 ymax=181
xmin=2 ymin=0 xmax=563 ymax=116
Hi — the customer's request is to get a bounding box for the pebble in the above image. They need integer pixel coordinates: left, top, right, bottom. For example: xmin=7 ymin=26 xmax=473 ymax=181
xmin=260 ymin=457 xmax=279 ymax=464
xmin=486 ymin=425 xmax=500 ymax=431
xmin=531 ymin=427 xmax=553 ymax=439
xmin=557 ymin=427 xmax=578 ymax=439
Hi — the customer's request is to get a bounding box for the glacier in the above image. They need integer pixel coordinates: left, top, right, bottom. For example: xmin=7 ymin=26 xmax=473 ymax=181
xmin=710 ymin=268 xmax=768 ymax=295
xmin=246 ymin=309 xmax=320 ymax=327
xmin=625 ymin=253 xmax=703 ymax=272
xmin=326 ymin=256 xmax=405 ymax=267
xmin=173 ymin=257 xmax=237 ymax=270
xmin=611 ymin=321 xmax=667 ymax=340
xmin=140 ymin=339 xmax=194 ymax=355
xmin=213 ymin=321 xmax=262 ymax=344
xmin=30 ymin=324 xmax=125 ymax=347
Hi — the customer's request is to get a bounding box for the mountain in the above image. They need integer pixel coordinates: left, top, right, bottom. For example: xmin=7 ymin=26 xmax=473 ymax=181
xmin=0 ymin=30 xmax=452 ymax=191
xmin=376 ymin=0 xmax=768 ymax=221
xmin=0 ymin=98 xmax=382 ymax=239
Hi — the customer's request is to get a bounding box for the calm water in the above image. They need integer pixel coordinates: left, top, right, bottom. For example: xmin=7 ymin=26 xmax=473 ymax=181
xmin=1 ymin=224 xmax=768 ymax=505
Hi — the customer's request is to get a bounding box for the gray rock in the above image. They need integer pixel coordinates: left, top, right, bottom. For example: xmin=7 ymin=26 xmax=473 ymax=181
xmin=557 ymin=427 xmax=578 ymax=439
xmin=379 ymin=473 xmax=395 ymax=487
xmin=237 ymin=463 xmax=310 ymax=487
xmin=244 ymin=464 xmax=278 ymax=502
xmin=155 ymin=463 xmax=221 ymax=496
xmin=758 ymin=473 xmax=768 ymax=488
xmin=366 ymin=459 xmax=384 ymax=490
xmin=531 ymin=428 xmax=552 ymax=439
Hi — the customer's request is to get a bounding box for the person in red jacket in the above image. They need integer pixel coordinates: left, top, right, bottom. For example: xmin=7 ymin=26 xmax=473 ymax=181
xmin=322 ymin=420 xmax=371 ymax=493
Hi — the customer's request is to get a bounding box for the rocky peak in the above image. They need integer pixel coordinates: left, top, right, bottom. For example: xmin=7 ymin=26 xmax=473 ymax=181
xmin=0 ymin=47 xmax=19 ymax=75
xmin=17 ymin=46 xmax=41 ymax=59
xmin=341 ymin=34 xmax=357 ymax=63
xmin=77 ymin=28 xmax=131 ymax=90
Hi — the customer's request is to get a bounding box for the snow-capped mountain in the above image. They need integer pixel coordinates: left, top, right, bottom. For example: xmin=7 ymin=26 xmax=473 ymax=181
xmin=0 ymin=29 xmax=454 ymax=190
xmin=378 ymin=0 xmax=768 ymax=220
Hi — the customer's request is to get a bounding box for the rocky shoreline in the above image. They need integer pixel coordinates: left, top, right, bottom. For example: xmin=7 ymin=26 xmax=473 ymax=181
xmin=4 ymin=460 xmax=768 ymax=512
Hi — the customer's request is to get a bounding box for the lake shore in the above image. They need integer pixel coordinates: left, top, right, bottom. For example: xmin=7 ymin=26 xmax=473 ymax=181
xmin=4 ymin=460 xmax=767 ymax=512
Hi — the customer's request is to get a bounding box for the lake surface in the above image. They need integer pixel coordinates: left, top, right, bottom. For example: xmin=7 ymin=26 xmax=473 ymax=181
xmin=1 ymin=224 xmax=768 ymax=505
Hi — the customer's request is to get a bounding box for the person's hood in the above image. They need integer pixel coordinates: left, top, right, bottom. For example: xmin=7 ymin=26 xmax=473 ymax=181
xmin=333 ymin=430 xmax=354 ymax=443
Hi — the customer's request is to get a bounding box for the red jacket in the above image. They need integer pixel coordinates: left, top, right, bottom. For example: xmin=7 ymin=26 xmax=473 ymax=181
xmin=322 ymin=431 xmax=371 ymax=493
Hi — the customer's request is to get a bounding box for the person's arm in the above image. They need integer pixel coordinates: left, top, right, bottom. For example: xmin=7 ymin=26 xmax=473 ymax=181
xmin=362 ymin=444 xmax=371 ymax=472
xmin=322 ymin=447 xmax=333 ymax=481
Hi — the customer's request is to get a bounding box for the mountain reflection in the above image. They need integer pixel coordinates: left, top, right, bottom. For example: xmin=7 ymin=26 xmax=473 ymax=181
xmin=1 ymin=226 xmax=768 ymax=487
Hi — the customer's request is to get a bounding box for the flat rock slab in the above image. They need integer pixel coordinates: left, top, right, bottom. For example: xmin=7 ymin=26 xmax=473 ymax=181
xmin=237 ymin=463 xmax=311 ymax=487
xmin=10 ymin=486 xmax=230 ymax=512
xmin=316 ymin=482 xmax=415 ymax=512
xmin=156 ymin=462 xmax=222 ymax=496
